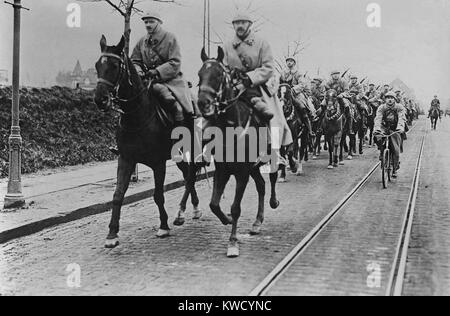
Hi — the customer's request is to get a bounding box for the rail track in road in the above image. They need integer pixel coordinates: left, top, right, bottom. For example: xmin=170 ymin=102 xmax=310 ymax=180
xmin=250 ymin=123 xmax=427 ymax=296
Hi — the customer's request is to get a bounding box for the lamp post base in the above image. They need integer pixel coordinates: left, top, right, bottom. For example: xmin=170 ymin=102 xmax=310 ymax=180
xmin=3 ymin=193 xmax=25 ymax=209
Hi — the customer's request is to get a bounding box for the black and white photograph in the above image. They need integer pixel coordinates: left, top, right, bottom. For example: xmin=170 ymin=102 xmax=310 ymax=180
xmin=0 ymin=0 xmax=449 ymax=299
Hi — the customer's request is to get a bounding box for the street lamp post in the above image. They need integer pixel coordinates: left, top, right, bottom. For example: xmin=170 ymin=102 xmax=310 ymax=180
xmin=3 ymin=0 xmax=29 ymax=209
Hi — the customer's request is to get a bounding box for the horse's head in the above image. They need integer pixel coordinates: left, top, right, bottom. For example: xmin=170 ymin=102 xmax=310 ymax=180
xmin=325 ymin=89 xmax=339 ymax=113
xmin=197 ymin=47 xmax=227 ymax=118
xmin=278 ymin=84 xmax=293 ymax=116
xmin=94 ymin=35 xmax=126 ymax=111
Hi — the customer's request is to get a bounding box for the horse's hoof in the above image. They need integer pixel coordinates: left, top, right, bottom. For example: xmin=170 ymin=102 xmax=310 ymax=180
xmin=250 ymin=224 xmax=262 ymax=235
xmin=327 ymin=165 xmax=334 ymax=169
xmin=227 ymin=243 xmax=240 ymax=258
xmin=156 ymin=229 xmax=170 ymax=238
xmin=347 ymin=155 xmax=353 ymax=160
xmin=105 ymin=238 xmax=119 ymax=249
xmin=192 ymin=207 xmax=203 ymax=220
xmin=333 ymin=163 xmax=339 ymax=168
xmin=270 ymin=198 xmax=280 ymax=209
xmin=339 ymin=160 xmax=345 ymax=165
xmin=359 ymin=151 xmax=364 ymax=155
xmin=173 ymin=217 xmax=185 ymax=226
xmin=278 ymin=177 xmax=286 ymax=183
xmin=312 ymin=155 xmax=317 ymax=160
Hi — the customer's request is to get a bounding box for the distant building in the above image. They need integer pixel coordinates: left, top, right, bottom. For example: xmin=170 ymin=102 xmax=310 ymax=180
xmin=0 ymin=69 xmax=8 ymax=85
xmin=56 ymin=60 xmax=97 ymax=90
xmin=390 ymin=78 xmax=416 ymax=100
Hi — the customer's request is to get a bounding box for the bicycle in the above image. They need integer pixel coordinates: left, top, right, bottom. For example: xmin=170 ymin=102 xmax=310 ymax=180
xmin=374 ymin=131 xmax=401 ymax=189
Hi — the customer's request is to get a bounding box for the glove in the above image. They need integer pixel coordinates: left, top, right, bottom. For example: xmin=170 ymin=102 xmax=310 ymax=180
xmin=145 ymin=69 xmax=160 ymax=80
xmin=240 ymin=73 xmax=252 ymax=88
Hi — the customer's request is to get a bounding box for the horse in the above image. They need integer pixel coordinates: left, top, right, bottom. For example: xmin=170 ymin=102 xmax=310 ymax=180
xmin=277 ymin=83 xmax=308 ymax=179
xmin=339 ymin=96 xmax=365 ymax=160
xmin=311 ymin=95 xmax=327 ymax=159
xmin=94 ymin=35 xmax=199 ymax=248
xmin=197 ymin=47 xmax=280 ymax=258
xmin=322 ymin=90 xmax=345 ymax=169
xmin=429 ymin=107 xmax=440 ymax=130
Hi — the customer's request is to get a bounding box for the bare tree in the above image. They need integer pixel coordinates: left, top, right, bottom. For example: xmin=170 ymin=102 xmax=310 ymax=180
xmin=79 ymin=0 xmax=182 ymax=54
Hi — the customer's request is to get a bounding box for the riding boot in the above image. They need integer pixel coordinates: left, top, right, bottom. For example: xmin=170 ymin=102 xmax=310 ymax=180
xmin=251 ymin=97 xmax=274 ymax=122
xmin=302 ymin=112 xmax=315 ymax=137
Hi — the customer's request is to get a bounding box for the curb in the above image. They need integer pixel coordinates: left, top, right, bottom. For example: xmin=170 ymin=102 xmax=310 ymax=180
xmin=0 ymin=170 xmax=215 ymax=244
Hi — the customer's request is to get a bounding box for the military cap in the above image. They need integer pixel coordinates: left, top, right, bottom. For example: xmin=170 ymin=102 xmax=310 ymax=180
xmin=350 ymin=75 xmax=358 ymax=80
xmin=141 ymin=11 xmax=163 ymax=23
xmin=331 ymin=70 xmax=340 ymax=75
xmin=369 ymin=83 xmax=375 ymax=86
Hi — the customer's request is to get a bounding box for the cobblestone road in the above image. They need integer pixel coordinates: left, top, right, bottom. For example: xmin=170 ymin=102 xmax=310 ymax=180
xmin=0 ymin=118 xmax=448 ymax=296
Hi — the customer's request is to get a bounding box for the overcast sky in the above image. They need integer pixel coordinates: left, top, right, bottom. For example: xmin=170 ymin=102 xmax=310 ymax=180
xmin=1 ymin=0 xmax=449 ymax=103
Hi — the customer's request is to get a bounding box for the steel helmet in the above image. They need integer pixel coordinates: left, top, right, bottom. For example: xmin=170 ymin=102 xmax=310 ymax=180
xmin=331 ymin=70 xmax=340 ymax=75
xmin=285 ymin=56 xmax=296 ymax=63
xmin=141 ymin=11 xmax=163 ymax=23
xmin=232 ymin=13 xmax=253 ymax=24
xmin=385 ymin=91 xmax=396 ymax=99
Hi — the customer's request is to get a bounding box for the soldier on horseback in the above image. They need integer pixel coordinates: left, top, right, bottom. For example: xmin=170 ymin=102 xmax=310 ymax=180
xmin=348 ymin=75 xmax=362 ymax=94
xmin=222 ymin=12 xmax=293 ymax=152
xmin=280 ymin=56 xmax=302 ymax=86
xmin=131 ymin=11 xmax=195 ymax=127
xmin=324 ymin=70 xmax=355 ymax=135
xmin=428 ymin=95 xmax=441 ymax=118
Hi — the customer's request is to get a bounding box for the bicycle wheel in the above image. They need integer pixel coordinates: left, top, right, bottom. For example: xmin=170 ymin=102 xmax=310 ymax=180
xmin=382 ymin=148 xmax=390 ymax=189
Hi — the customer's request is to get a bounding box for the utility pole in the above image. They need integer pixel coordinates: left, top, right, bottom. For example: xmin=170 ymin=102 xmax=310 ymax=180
xmin=3 ymin=0 xmax=29 ymax=209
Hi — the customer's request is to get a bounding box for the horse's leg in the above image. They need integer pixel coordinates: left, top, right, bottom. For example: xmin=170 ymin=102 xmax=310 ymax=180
xmin=347 ymin=134 xmax=354 ymax=160
xmin=153 ymin=162 xmax=170 ymax=238
xmin=250 ymin=168 xmax=265 ymax=235
xmin=174 ymin=162 xmax=189 ymax=226
xmin=333 ymin=134 xmax=340 ymax=167
xmin=269 ymin=171 xmax=280 ymax=209
xmin=338 ymin=134 xmax=343 ymax=164
xmin=227 ymin=173 xmax=249 ymax=258
xmin=278 ymin=146 xmax=287 ymax=182
xmin=190 ymin=165 xmax=202 ymax=220
xmin=303 ymin=132 xmax=309 ymax=162
xmin=210 ymin=165 xmax=232 ymax=225
xmin=327 ymin=136 xmax=334 ymax=169
xmin=105 ymin=156 xmax=135 ymax=248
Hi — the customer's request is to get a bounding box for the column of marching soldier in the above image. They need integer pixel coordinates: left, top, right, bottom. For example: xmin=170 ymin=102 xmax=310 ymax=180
xmin=108 ymin=10 xmax=441 ymax=179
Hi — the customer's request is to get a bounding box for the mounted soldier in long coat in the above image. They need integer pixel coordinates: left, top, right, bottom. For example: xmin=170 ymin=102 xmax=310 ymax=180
xmin=222 ymin=13 xmax=293 ymax=149
xmin=131 ymin=11 xmax=195 ymax=125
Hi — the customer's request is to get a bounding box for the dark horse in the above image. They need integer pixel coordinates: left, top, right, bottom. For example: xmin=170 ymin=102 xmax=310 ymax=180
xmin=322 ymin=90 xmax=345 ymax=169
xmin=278 ymin=83 xmax=308 ymax=179
xmin=340 ymin=98 xmax=364 ymax=161
xmin=429 ymin=107 xmax=440 ymax=130
xmin=197 ymin=47 xmax=280 ymax=257
xmin=94 ymin=36 xmax=199 ymax=248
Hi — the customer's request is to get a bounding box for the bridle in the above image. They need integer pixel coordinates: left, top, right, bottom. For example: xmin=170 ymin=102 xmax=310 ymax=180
xmin=198 ymin=59 xmax=247 ymax=117
xmin=279 ymin=84 xmax=296 ymax=122
xmin=97 ymin=52 xmax=146 ymax=115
